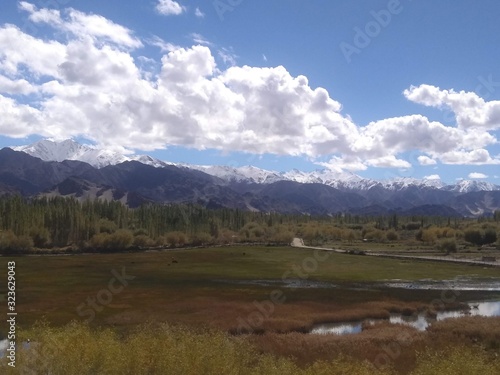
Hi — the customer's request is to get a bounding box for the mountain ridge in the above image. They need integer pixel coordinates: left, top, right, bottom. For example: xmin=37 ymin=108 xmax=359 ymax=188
xmin=0 ymin=146 xmax=499 ymax=216
xmin=12 ymin=139 xmax=500 ymax=194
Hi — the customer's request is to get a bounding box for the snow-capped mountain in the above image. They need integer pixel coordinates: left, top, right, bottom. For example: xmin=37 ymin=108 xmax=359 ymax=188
xmin=442 ymin=179 xmax=498 ymax=193
xmin=189 ymin=165 xmax=284 ymax=184
xmin=13 ymin=139 xmax=172 ymax=169
xmin=13 ymin=139 xmax=127 ymax=168
xmin=11 ymin=139 xmax=500 ymax=193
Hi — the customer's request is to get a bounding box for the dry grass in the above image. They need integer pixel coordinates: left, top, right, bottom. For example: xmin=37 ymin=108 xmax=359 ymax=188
xmin=248 ymin=324 xmax=427 ymax=373
xmin=1 ymin=321 xmax=499 ymax=375
xmin=428 ymin=316 xmax=500 ymax=350
xmin=2 ymin=247 xmax=500 ymax=373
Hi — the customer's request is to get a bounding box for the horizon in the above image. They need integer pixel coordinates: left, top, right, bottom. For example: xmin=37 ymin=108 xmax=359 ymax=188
xmin=5 ymin=137 xmax=499 ymax=187
xmin=0 ymin=1 xmax=499 ymax=183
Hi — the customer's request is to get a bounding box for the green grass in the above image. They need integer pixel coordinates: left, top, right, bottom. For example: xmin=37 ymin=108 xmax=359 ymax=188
xmin=1 ymin=246 xmax=499 ymax=330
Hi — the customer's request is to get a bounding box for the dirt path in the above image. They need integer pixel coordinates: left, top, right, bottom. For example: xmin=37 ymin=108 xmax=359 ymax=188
xmin=291 ymin=238 xmax=500 ymax=268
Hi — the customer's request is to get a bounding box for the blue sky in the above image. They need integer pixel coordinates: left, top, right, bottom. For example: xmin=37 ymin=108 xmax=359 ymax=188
xmin=0 ymin=0 xmax=500 ymax=183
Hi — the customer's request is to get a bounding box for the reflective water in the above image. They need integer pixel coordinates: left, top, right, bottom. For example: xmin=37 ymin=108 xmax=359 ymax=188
xmin=310 ymin=301 xmax=500 ymax=335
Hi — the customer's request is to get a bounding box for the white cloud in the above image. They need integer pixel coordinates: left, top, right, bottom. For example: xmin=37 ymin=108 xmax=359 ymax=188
xmin=405 ymin=84 xmax=500 ymax=130
xmin=20 ymin=2 xmax=142 ymax=49
xmin=190 ymin=33 xmax=212 ymax=46
xmin=146 ymin=36 xmax=181 ymax=53
xmin=365 ymin=155 xmax=412 ymax=169
xmin=418 ymin=155 xmax=437 ymax=165
xmin=218 ymin=47 xmax=237 ymax=66
xmin=195 ymin=7 xmax=205 ymax=18
xmin=0 ymin=75 xmax=37 ymax=95
xmin=156 ymin=0 xmax=185 ymax=16
xmin=318 ymin=156 xmax=367 ymax=172
xmin=0 ymin=25 xmax=67 ymax=77
xmin=1 ymin=4 xmax=500 ymax=171
xmin=438 ymin=149 xmax=500 ymax=165
xmin=424 ymin=174 xmax=441 ymax=180
xmin=468 ymin=172 xmax=488 ymax=179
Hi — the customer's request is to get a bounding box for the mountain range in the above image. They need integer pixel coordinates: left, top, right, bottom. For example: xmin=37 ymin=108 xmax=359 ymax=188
xmin=2 ymin=139 xmax=499 ymax=217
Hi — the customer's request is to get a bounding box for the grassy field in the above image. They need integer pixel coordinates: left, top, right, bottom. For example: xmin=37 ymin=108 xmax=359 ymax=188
xmin=1 ymin=246 xmax=499 ymax=329
xmin=1 ymin=245 xmax=500 ymax=373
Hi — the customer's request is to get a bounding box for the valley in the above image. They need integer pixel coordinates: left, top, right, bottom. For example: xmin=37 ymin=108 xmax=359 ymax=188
xmin=1 ymin=244 xmax=500 ymax=373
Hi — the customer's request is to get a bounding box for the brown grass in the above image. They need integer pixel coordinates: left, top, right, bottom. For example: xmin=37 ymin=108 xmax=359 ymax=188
xmin=3 ymin=321 xmax=500 ymax=375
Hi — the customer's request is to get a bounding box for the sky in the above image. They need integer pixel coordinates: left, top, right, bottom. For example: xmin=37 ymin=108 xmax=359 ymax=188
xmin=0 ymin=0 xmax=500 ymax=183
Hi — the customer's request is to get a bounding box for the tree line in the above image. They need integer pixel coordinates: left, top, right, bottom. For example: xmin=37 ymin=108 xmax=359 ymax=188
xmin=0 ymin=196 xmax=307 ymax=253
xmin=0 ymin=196 xmax=499 ymax=254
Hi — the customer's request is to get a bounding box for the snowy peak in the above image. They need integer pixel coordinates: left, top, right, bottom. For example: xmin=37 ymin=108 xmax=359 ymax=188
xmin=443 ymin=180 xmax=498 ymax=193
xmin=13 ymin=139 xmax=128 ymax=168
xmin=189 ymin=165 xmax=283 ymax=184
xmin=10 ymin=139 xmax=500 ymax=193
xmin=13 ymin=139 xmax=170 ymax=169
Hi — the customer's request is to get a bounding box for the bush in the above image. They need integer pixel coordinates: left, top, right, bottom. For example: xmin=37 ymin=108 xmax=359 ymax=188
xmin=464 ymin=228 xmax=497 ymax=246
xmin=90 ymin=230 xmax=133 ymax=251
xmin=133 ymin=234 xmax=153 ymax=248
xmin=270 ymin=230 xmax=294 ymax=244
xmin=364 ymin=229 xmax=385 ymax=242
xmin=240 ymin=222 xmax=266 ymax=241
xmin=385 ymin=230 xmax=399 ymax=241
xmin=6 ymin=322 xmax=499 ymax=375
xmin=418 ymin=229 xmax=437 ymax=244
xmin=0 ymin=231 xmax=34 ymax=254
xmin=464 ymin=229 xmax=483 ymax=245
xmin=166 ymin=231 xmax=187 ymax=247
xmin=411 ymin=346 xmax=500 ymax=375
xmin=437 ymin=238 xmax=457 ymax=254
xmin=108 ymin=230 xmax=133 ymax=249
xmin=29 ymin=226 xmax=52 ymax=248
xmin=484 ymin=228 xmax=497 ymax=244
xmin=190 ymin=232 xmax=213 ymax=246
xmin=5 ymin=322 xmax=390 ymax=375
xmin=98 ymin=218 xmax=117 ymax=234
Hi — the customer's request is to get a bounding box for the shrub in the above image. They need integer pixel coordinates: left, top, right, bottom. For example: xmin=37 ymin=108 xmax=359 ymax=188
xmin=411 ymin=346 xmax=500 ymax=375
xmin=98 ymin=218 xmax=117 ymax=234
xmin=190 ymin=232 xmax=213 ymax=246
xmin=464 ymin=228 xmax=497 ymax=246
xmin=90 ymin=230 xmax=133 ymax=250
xmin=364 ymin=229 xmax=385 ymax=242
xmin=437 ymin=238 xmax=457 ymax=254
xmin=0 ymin=231 xmax=34 ymax=254
xmin=166 ymin=231 xmax=187 ymax=247
xmin=133 ymin=234 xmax=153 ymax=248
xmin=29 ymin=226 xmax=52 ymax=248
xmin=385 ymin=230 xmax=399 ymax=241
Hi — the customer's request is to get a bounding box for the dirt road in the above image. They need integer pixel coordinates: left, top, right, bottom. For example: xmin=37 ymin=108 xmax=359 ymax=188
xmin=291 ymin=238 xmax=500 ymax=268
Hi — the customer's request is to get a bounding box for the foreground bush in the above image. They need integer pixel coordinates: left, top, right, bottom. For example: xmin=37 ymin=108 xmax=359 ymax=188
xmin=411 ymin=346 xmax=500 ymax=375
xmin=1 ymin=322 xmax=499 ymax=374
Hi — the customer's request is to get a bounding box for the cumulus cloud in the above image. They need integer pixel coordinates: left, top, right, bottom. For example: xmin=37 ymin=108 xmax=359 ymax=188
xmin=418 ymin=155 xmax=437 ymax=166
xmin=438 ymin=149 xmax=500 ymax=165
xmin=156 ymin=0 xmax=185 ymax=16
xmin=1 ymin=3 xmax=500 ymax=171
xmin=404 ymin=84 xmax=500 ymax=130
xmin=468 ymin=172 xmax=488 ymax=179
xmin=424 ymin=174 xmax=441 ymax=180
xmin=318 ymin=156 xmax=367 ymax=172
